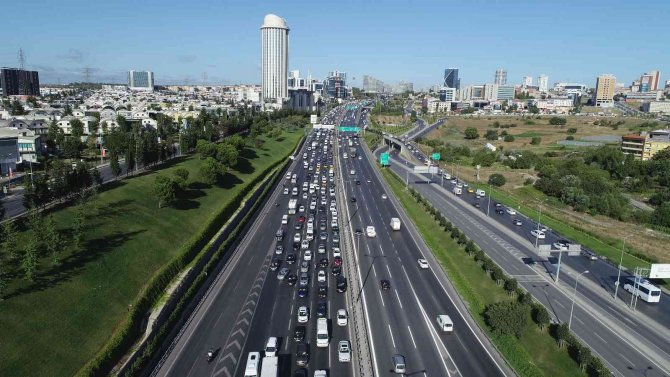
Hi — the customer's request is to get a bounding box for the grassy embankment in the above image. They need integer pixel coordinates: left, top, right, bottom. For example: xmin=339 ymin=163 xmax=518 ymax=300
xmin=0 ymin=130 xmax=302 ymax=377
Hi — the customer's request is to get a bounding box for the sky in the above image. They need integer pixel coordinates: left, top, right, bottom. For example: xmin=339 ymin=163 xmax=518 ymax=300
xmin=2 ymin=0 xmax=669 ymax=89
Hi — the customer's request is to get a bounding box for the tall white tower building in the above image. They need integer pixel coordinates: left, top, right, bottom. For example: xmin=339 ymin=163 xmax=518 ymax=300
xmin=261 ymin=14 xmax=289 ymax=102
xmin=538 ymin=74 xmax=549 ymax=92
xmin=494 ymin=68 xmax=507 ymax=85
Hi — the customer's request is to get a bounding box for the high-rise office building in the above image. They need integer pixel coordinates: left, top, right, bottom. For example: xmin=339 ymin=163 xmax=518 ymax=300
xmin=494 ymin=68 xmax=507 ymax=85
xmin=128 ymin=70 xmax=154 ymax=91
xmin=444 ymin=68 xmax=460 ymax=90
xmin=538 ymin=74 xmax=549 ymax=92
xmin=595 ymin=74 xmax=616 ymax=107
xmin=439 ymin=87 xmax=456 ymax=102
xmin=1 ymin=68 xmax=40 ymax=96
xmin=324 ymin=71 xmax=348 ymax=99
xmin=261 ymin=14 xmax=289 ymax=102
xmin=522 ymin=76 xmax=533 ymax=88
xmin=639 ymin=70 xmax=660 ymax=92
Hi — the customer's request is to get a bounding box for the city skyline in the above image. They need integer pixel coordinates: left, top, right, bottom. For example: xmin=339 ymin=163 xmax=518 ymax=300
xmin=1 ymin=0 xmax=669 ymax=88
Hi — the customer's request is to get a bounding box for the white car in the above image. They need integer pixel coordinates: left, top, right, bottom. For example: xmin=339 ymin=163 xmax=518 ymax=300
xmin=530 ymin=230 xmax=546 ymax=239
xmin=304 ymin=250 xmax=312 ymax=261
xmin=506 ymin=208 xmax=517 ymax=215
xmin=332 ymin=248 xmax=341 ymax=258
xmin=297 ymin=306 xmax=309 ymax=323
xmin=301 ymin=240 xmax=310 ymax=250
xmin=265 ymin=337 xmax=278 ymax=357
xmin=283 ymin=188 xmax=289 ymax=195
xmin=281 ymin=215 xmax=288 ymax=225
xmin=318 ymin=270 xmax=327 ymax=282
xmin=299 ymin=205 xmax=305 ymax=213
xmin=338 ymin=340 xmax=351 ymax=362
xmin=553 ymin=242 xmax=568 ymax=251
xmin=337 ymin=309 xmax=348 ymax=326
xmin=314 ymin=371 xmax=327 ymax=377
xmin=366 ymin=226 xmax=377 ymax=238
xmin=350 ymin=169 xmax=356 ymax=175
xmin=381 ymin=193 xmax=388 ymax=200
xmin=417 ymin=259 xmax=429 ymax=269
xmin=294 ymin=233 xmax=301 ymax=243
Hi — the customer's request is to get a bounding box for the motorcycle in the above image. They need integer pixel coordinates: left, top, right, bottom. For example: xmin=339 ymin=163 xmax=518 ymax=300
xmin=206 ymin=349 xmax=214 ymax=362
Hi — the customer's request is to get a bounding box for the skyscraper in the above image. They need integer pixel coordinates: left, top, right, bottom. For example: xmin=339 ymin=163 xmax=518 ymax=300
xmin=1 ymin=68 xmax=40 ymax=96
xmin=639 ymin=70 xmax=660 ymax=92
xmin=595 ymin=74 xmax=616 ymax=107
xmin=538 ymin=74 xmax=549 ymax=92
xmin=494 ymin=68 xmax=507 ymax=85
xmin=522 ymin=76 xmax=533 ymax=88
xmin=128 ymin=70 xmax=154 ymax=91
xmin=261 ymin=14 xmax=289 ymax=102
xmin=444 ymin=68 xmax=460 ymax=90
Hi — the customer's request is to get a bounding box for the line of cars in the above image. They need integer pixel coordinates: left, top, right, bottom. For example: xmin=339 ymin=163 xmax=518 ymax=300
xmin=246 ymin=127 xmax=353 ymax=377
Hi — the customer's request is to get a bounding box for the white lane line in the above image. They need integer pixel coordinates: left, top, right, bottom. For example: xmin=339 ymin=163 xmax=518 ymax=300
xmin=408 ymin=325 xmax=417 ymax=348
xmin=593 ymin=332 xmax=607 ymax=344
xmin=388 ymin=324 xmax=396 ymax=348
xmin=619 ymin=353 xmax=636 ymax=368
xmin=554 ymin=300 xmax=566 ymax=309
xmin=386 ymin=264 xmax=393 ymax=278
xmin=379 ymin=289 xmax=386 ymax=307
xmin=372 ymin=263 xmax=377 ymax=278
xmin=395 ymin=289 xmax=403 ymax=309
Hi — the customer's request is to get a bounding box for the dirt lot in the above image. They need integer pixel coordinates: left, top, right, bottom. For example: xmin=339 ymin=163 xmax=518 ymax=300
xmin=374 ymin=114 xmax=407 ymax=126
xmin=425 ymin=115 xmax=655 ymax=154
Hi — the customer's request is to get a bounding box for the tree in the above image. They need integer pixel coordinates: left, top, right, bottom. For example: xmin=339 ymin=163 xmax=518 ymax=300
xmin=0 ymin=199 xmax=4 ymax=220
xmin=110 ymin=152 xmax=122 ymax=177
xmin=70 ymin=118 xmax=85 ymax=139
xmin=44 ymin=215 xmax=62 ymax=265
xmin=153 ymin=176 xmax=179 ymax=208
xmin=472 ymin=149 xmax=496 ymax=167
xmin=549 ymin=117 xmax=567 ymax=126
xmin=200 ymin=157 xmax=220 ymax=184
xmin=62 ymin=137 xmax=82 ymax=159
xmin=464 ymin=127 xmax=480 ymax=139
xmin=485 ymin=130 xmax=498 ymax=141
xmin=46 ymin=120 xmax=61 ymax=149
xmin=555 ymin=322 xmax=571 ymax=348
xmin=488 ymin=173 xmax=507 ymax=187
xmin=503 ymin=134 xmax=515 ymax=142
xmin=216 ymin=143 xmax=239 ymax=168
xmin=1 ymin=221 xmax=19 ymax=260
xmin=22 ymin=239 xmax=38 ymax=281
xmin=484 ymin=301 xmax=529 ymax=338
xmin=173 ymin=168 xmax=189 ymax=189
xmin=10 ymin=100 xmax=25 ymax=115
xmin=72 ymin=204 xmax=86 ymax=249
xmin=531 ymin=137 xmax=541 ymax=145
xmin=532 ymin=304 xmax=551 ymax=330
xmin=651 ymin=202 xmax=670 ymax=227
xmin=504 ymin=278 xmax=518 ymax=295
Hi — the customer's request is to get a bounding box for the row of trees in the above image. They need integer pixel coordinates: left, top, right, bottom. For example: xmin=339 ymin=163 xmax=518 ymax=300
xmin=22 ymin=160 xmax=102 ymax=209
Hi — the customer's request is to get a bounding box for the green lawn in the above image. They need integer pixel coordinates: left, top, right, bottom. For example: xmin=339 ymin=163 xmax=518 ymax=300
xmin=381 ymin=168 xmax=585 ymax=377
xmin=0 ymin=130 xmax=302 ymax=376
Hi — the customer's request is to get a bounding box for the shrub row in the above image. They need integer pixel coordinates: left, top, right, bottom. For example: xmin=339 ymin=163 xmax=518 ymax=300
xmin=406 ymin=185 xmax=611 ymax=377
xmin=77 ymin=138 xmax=302 ymax=376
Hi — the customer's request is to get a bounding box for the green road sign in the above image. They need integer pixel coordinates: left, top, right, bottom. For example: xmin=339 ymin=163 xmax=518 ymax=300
xmin=339 ymin=126 xmax=360 ymax=132
xmin=432 ymin=153 xmax=441 ymax=161
xmin=380 ymin=153 xmax=389 ymax=166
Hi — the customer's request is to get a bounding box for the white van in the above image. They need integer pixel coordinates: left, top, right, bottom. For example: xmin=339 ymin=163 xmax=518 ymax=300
xmin=436 ymin=315 xmax=454 ymax=332
xmin=476 ymin=189 xmax=486 ymax=197
xmin=316 ymin=318 xmax=329 ymax=347
xmin=244 ymin=352 xmax=260 ymax=377
xmin=264 ymin=337 xmax=278 ymax=356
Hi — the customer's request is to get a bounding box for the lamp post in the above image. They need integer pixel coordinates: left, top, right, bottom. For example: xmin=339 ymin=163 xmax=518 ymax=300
xmin=569 ymin=270 xmax=589 ymax=330
xmin=613 ymin=234 xmax=631 ymax=301
xmin=486 ymin=181 xmax=492 ymax=216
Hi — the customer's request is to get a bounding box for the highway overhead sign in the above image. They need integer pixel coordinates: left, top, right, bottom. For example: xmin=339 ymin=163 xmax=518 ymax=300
xmin=413 ymin=166 xmax=438 ymax=174
xmin=380 ymin=153 xmax=389 ymax=166
xmin=650 ymin=264 xmax=670 ymax=279
xmin=339 ymin=126 xmax=360 ymax=132
xmin=432 ymin=153 xmax=441 ymax=161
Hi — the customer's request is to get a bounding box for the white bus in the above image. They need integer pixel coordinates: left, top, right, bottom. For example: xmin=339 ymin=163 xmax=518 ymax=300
xmin=623 ymin=277 xmax=661 ymax=303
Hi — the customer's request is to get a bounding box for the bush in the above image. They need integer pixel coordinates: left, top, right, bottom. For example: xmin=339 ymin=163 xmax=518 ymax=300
xmin=531 ymin=303 xmax=551 ymax=330
xmin=485 ymin=130 xmax=499 ymax=140
xmin=473 ymin=149 xmax=497 ymax=167
xmin=566 ymin=135 xmax=575 ymax=141
xmin=504 ymin=135 xmax=515 ymax=142
xmin=484 ymin=301 xmax=529 ymax=338
xmin=464 ymin=127 xmax=480 ymax=139
xmin=504 ymin=278 xmax=518 ymax=295
xmin=549 ymin=117 xmax=567 ymax=125
xmin=531 ymin=137 xmax=541 ymax=145
xmin=488 ymin=173 xmax=507 ymax=187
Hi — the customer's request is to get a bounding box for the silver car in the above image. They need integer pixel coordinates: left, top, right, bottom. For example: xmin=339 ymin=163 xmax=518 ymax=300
xmin=277 ymin=267 xmax=290 ymax=280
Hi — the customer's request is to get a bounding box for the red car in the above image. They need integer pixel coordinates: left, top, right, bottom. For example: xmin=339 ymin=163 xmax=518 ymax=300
xmin=333 ymin=256 xmax=343 ymax=267
xmin=297 ymin=216 xmax=306 ymax=223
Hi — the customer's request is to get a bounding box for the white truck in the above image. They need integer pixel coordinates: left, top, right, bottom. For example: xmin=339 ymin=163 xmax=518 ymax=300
xmin=476 ymin=189 xmax=486 ymax=197
xmin=316 ymin=317 xmax=329 ymax=347
xmin=288 ymin=199 xmax=298 ymax=215
xmin=452 ymin=186 xmax=462 ymax=195
xmin=390 ymin=218 xmax=401 ymax=231
xmin=259 ymin=356 xmax=278 ymax=377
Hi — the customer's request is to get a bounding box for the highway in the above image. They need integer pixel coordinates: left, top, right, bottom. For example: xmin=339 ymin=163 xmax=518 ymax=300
xmin=377 ymin=123 xmax=670 ymax=377
xmin=339 ymin=107 xmax=511 ymax=376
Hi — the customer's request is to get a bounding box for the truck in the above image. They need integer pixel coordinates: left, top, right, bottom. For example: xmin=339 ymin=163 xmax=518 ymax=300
xmin=288 ymin=199 xmax=298 ymax=215
xmin=476 ymin=189 xmax=486 ymax=197
xmin=452 ymin=186 xmax=462 ymax=195
xmin=316 ymin=318 xmax=329 ymax=347
xmin=259 ymin=356 xmax=278 ymax=377
xmin=390 ymin=218 xmax=401 ymax=231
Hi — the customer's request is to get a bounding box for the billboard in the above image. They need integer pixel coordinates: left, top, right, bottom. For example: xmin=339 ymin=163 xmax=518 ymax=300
xmin=310 ymin=114 xmax=318 ymax=124
xmin=649 ymin=264 xmax=670 ymax=279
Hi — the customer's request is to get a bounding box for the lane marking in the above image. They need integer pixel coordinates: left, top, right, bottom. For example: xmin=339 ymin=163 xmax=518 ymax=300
xmin=388 ymin=324 xmax=396 ymax=348
xmin=408 ymin=325 xmax=417 ymax=349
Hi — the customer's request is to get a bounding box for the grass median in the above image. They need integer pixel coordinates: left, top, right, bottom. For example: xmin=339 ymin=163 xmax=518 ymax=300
xmin=380 ymin=167 xmax=585 ymax=377
xmin=0 ymin=130 xmax=302 ymax=377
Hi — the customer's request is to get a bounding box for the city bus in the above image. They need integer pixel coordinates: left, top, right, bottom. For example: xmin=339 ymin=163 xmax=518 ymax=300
xmin=623 ymin=277 xmax=661 ymax=303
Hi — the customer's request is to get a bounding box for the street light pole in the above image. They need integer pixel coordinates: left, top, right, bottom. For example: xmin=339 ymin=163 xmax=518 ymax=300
xmin=569 ymin=270 xmax=589 ymax=330
xmin=535 ymin=200 xmax=543 ymax=248
xmin=613 ymin=235 xmax=631 ymax=301
xmin=486 ymin=181 xmax=492 ymax=216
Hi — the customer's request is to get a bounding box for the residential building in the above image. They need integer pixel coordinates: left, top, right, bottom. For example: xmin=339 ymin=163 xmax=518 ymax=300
xmin=444 ymin=68 xmax=460 ymax=90
xmin=260 ymin=14 xmax=290 ymax=102
xmin=642 ymin=101 xmax=670 ymax=114
xmin=538 ymin=74 xmax=549 ymax=92
xmin=522 ymin=76 xmax=533 ymax=88
xmin=496 ymin=85 xmax=515 ymax=101
xmin=665 ymin=80 xmax=670 ymax=90
xmin=0 ymin=130 xmax=19 ymax=176
xmin=363 ymin=75 xmax=386 ymax=93
xmin=460 ymin=85 xmax=485 ymax=100
xmin=324 ymin=71 xmax=348 ymax=99
xmin=621 ymin=134 xmax=646 ymax=159
xmin=554 ymin=83 xmax=588 ymax=96
xmin=288 ymin=89 xmax=314 ymax=112
xmin=394 ymin=81 xmax=413 ymax=93
xmin=533 ymin=98 xmax=574 ymax=113
xmin=128 ymin=70 xmax=154 ymax=91
xmin=288 ymin=70 xmax=308 ymax=90
xmin=438 ymin=87 xmax=456 ymax=102
xmin=494 ymin=68 xmax=507 ymax=85
xmin=626 ymin=91 xmax=663 ymax=101
xmin=643 ymin=130 xmax=670 ymax=160
xmin=595 ymin=74 xmax=616 ymax=107
xmin=1 ymin=68 xmax=40 ymax=96
xmin=427 ymin=98 xmax=450 ymax=114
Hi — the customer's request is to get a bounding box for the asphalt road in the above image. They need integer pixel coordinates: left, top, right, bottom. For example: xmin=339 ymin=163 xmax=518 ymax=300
xmin=382 ymin=141 xmax=670 ymax=376
xmin=338 ymin=110 xmax=511 ymax=377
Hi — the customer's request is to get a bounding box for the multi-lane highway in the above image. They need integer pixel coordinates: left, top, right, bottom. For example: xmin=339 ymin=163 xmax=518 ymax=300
xmin=378 ymin=120 xmax=670 ymax=377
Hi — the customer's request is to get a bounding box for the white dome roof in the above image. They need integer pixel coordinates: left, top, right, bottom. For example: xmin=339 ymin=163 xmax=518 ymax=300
xmin=262 ymin=14 xmax=288 ymax=29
